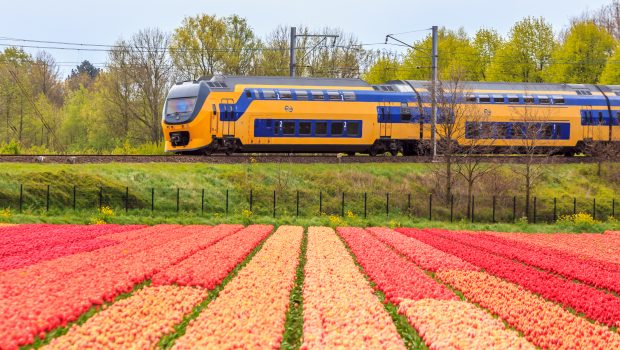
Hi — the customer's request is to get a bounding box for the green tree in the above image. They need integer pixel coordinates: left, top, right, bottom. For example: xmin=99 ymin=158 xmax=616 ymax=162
xmin=486 ymin=17 xmax=555 ymax=82
xmin=363 ymin=54 xmax=400 ymax=84
xmin=399 ymin=27 xmax=481 ymax=81
xmin=222 ymin=15 xmax=261 ymax=75
xmin=600 ymin=46 xmax=620 ymax=83
xmin=543 ymin=22 xmax=615 ymax=83
xmin=473 ymin=28 xmax=503 ymax=81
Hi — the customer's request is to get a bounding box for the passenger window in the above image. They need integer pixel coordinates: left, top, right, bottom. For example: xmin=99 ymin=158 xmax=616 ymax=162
xmin=524 ymin=96 xmax=534 ymax=104
xmin=343 ymin=92 xmax=356 ymax=101
xmin=346 ymin=122 xmax=360 ymax=136
xmin=481 ymin=123 xmax=494 ymax=138
xmin=466 ymin=96 xmax=477 ymax=103
xmin=331 ymin=122 xmax=344 ymax=136
xmin=493 ymin=95 xmax=504 ymax=103
xmin=599 ymin=112 xmax=604 ymax=124
xmin=553 ymin=96 xmax=565 ymax=104
xmin=282 ymin=121 xmax=296 ymax=135
xmin=212 ymin=104 xmax=217 ymax=116
xmin=541 ymin=124 xmax=554 ymax=139
xmin=479 ymin=95 xmax=491 ymax=103
xmin=401 ymin=103 xmax=412 ymax=121
xmin=295 ymin=90 xmax=308 ymax=100
xmin=315 ymin=122 xmax=328 ymax=136
xmin=279 ymin=90 xmax=292 ymax=99
xmin=496 ymin=124 xmax=509 ymax=139
xmin=508 ymin=96 xmax=520 ymax=103
xmin=311 ymin=91 xmax=325 ymax=100
xmin=299 ymin=122 xmax=312 ymax=135
xmin=263 ymin=90 xmax=277 ymax=99
xmin=539 ymin=96 xmax=550 ymax=104
xmin=328 ymin=91 xmax=342 ymax=101
xmin=245 ymin=90 xmax=252 ymax=98
xmin=466 ymin=123 xmax=481 ymax=139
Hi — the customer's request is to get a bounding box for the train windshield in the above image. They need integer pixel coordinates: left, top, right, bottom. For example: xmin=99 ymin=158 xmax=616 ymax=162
xmin=166 ymin=97 xmax=197 ymax=115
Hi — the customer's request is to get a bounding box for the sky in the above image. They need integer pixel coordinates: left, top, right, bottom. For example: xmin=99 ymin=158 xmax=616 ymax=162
xmin=0 ymin=0 xmax=610 ymax=75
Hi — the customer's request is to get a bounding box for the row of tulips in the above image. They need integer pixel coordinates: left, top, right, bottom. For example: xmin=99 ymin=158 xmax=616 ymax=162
xmin=173 ymin=226 xmax=302 ymax=349
xmin=151 ymin=224 xmax=273 ymax=289
xmin=45 ymin=285 xmax=208 ymax=350
xmin=399 ymin=299 xmax=534 ymax=349
xmin=438 ymin=270 xmax=620 ymax=350
xmin=0 ymin=224 xmax=242 ymax=350
xmin=302 ymin=227 xmax=405 ymax=349
xmin=435 ymin=229 xmax=620 ymax=293
xmin=366 ymin=227 xmax=477 ymax=272
xmin=487 ymin=231 xmax=620 ymax=267
xmin=399 ymin=228 xmax=620 ymax=327
xmin=337 ymin=227 xmax=457 ymax=304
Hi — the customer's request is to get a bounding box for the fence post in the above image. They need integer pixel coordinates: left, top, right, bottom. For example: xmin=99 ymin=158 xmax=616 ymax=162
xmin=429 ymin=194 xmax=432 ymax=221
xmin=533 ymin=197 xmax=537 ymax=224
xmin=341 ymin=192 xmax=345 ymax=217
xmin=46 ymin=185 xmax=50 ymax=212
xmin=386 ymin=193 xmax=390 ymax=218
xmin=407 ymin=193 xmax=411 ymax=212
xmin=573 ymin=197 xmax=576 ymax=215
xmin=98 ymin=187 xmax=103 ymax=210
xmin=296 ymin=190 xmax=300 ymax=217
xmin=492 ymin=196 xmax=496 ymax=223
xmin=125 ymin=186 xmax=129 ymax=213
xmin=226 ymin=189 xmax=229 ymax=216
xmin=19 ymin=184 xmax=23 ymax=213
xmin=273 ymin=190 xmax=276 ymax=218
xmin=176 ymin=188 xmax=180 ymax=213
xmin=613 ymin=198 xmax=616 ymax=218
xmin=249 ymin=189 xmax=253 ymax=212
xmin=73 ymin=186 xmax=76 ymax=211
xmin=471 ymin=195 xmax=475 ymax=223
xmin=593 ymin=197 xmax=596 ymax=221
xmin=450 ymin=194 xmax=454 ymax=223
xmin=364 ymin=192 xmax=367 ymax=219
xmin=201 ymin=189 xmax=205 ymax=214
xmin=553 ymin=197 xmax=557 ymax=222
xmin=151 ymin=188 xmax=154 ymax=212
xmin=319 ymin=191 xmax=322 ymax=215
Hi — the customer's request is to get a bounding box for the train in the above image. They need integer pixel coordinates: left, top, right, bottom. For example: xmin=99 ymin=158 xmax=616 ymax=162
xmin=162 ymin=75 xmax=620 ymax=156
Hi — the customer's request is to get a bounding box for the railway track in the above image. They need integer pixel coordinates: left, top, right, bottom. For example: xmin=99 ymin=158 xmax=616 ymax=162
xmin=0 ymin=154 xmax=600 ymax=164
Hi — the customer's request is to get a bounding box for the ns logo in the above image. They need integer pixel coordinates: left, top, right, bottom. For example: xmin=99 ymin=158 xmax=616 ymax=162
xmin=284 ymin=105 xmax=294 ymax=113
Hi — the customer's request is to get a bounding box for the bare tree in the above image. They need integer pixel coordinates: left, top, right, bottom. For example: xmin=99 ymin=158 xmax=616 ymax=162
xmin=583 ymin=118 xmax=619 ymax=177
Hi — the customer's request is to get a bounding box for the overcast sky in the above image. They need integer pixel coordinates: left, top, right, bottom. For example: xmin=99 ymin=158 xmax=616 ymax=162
xmin=0 ymin=0 xmax=610 ymax=74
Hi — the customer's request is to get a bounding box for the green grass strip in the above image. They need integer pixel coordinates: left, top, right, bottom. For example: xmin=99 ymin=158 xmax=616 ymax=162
xmin=157 ymin=230 xmax=274 ymax=349
xmin=280 ymin=230 xmax=308 ymax=350
xmin=20 ymin=279 xmax=151 ymax=350
xmin=336 ymin=232 xmax=428 ymax=350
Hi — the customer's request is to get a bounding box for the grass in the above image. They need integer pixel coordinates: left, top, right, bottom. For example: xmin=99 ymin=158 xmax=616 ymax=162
xmin=280 ymin=231 xmax=308 ymax=350
xmin=20 ymin=280 xmax=152 ymax=349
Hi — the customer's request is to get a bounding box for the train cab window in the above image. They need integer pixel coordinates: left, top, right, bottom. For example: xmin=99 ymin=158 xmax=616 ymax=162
xmin=538 ymin=96 xmax=550 ymax=104
xmin=343 ymin=92 xmax=356 ymax=101
xmin=263 ymin=90 xmax=277 ymax=99
xmin=311 ymin=91 xmax=325 ymax=100
xmin=479 ymin=95 xmax=491 ymax=103
xmin=282 ymin=121 xmax=296 ymax=135
xmin=346 ymin=122 xmax=360 ymax=136
xmin=508 ymin=95 xmax=520 ymax=103
xmin=299 ymin=122 xmax=312 ymax=135
xmin=493 ymin=95 xmax=505 ymax=103
xmin=328 ymin=91 xmax=342 ymax=101
xmin=331 ymin=122 xmax=344 ymax=136
xmin=279 ymin=90 xmax=292 ymax=99
xmin=295 ymin=90 xmax=309 ymax=100
xmin=552 ymin=96 xmax=565 ymax=104
xmin=524 ymin=96 xmax=534 ymax=104
xmin=315 ymin=122 xmax=328 ymax=136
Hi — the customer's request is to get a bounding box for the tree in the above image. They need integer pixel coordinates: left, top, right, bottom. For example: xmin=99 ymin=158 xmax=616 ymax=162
xmin=473 ymin=28 xmax=503 ymax=81
xmin=30 ymin=51 xmax=63 ymax=106
xmin=486 ymin=17 xmax=555 ymax=82
xmin=363 ymin=53 xmax=400 ymax=84
xmin=66 ymin=60 xmax=101 ymax=91
xmin=543 ymin=22 xmax=615 ymax=83
xmin=573 ymin=1 xmax=620 ymax=41
xmin=399 ymin=27 xmax=482 ymax=81
xmin=222 ymin=15 xmax=261 ymax=75
xmin=599 ymin=47 xmax=620 ymax=83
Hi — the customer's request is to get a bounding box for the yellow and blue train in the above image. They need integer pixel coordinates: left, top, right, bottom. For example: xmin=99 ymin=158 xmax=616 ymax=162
xmin=162 ymin=76 xmax=620 ymax=155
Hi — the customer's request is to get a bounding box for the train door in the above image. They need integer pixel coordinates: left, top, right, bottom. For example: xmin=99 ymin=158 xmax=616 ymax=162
xmin=221 ymin=98 xmax=235 ymax=137
xmin=378 ymin=102 xmax=392 ymax=138
xmin=583 ymin=105 xmax=593 ymax=140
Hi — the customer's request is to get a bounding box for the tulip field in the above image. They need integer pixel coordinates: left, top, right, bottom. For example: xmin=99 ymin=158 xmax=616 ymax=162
xmin=1 ymin=224 xmax=620 ymax=349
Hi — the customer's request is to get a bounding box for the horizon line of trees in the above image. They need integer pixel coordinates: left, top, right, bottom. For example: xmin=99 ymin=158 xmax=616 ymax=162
xmin=1 ymin=1 xmax=620 ymax=154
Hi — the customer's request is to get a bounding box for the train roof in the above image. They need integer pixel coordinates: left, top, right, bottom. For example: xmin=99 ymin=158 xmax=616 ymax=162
xmin=392 ymin=80 xmax=606 ymax=95
xmin=198 ymin=75 xmax=369 ymax=91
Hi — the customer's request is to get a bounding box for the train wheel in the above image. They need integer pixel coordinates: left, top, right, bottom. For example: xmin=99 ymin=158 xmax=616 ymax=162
xmin=390 ymin=149 xmax=398 ymax=156
xmin=369 ymin=148 xmax=378 ymax=157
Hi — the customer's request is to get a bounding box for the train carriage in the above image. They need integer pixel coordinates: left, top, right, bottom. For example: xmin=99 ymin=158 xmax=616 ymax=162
xmin=162 ymin=76 xmax=620 ymax=155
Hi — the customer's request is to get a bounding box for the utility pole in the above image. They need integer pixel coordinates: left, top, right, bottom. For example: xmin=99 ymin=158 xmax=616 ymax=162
xmin=290 ymin=27 xmax=339 ymax=78
xmin=431 ymin=25 xmax=438 ymax=160
xmin=290 ymin=27 xmax=297 ymax=77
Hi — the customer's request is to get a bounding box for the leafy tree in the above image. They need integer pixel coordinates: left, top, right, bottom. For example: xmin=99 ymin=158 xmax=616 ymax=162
xmin=599 ymin=45 xmax=620 ymax=83
xmin=543 ymin=22 xmax=615 ymax=83
xmin=67 ymin=60 xmax=101 ymax=91
xmin=486 ymin=17 xmax=555 ymax=82
xmin=473 ymin=28 xmax=503 ymax=81
xmin=363 ymin=54 xmax=400 ymax=84
xmin=222 ymin=15 xmax=261 ymax=75
xmin=399 ymin=27 xmax=482 ymax=81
